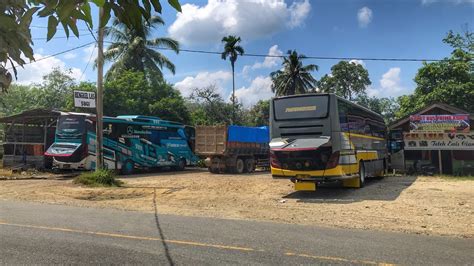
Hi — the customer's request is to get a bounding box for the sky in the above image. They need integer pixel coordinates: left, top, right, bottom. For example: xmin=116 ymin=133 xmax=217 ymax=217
xmin=17 ymin=0 xmax=474 ymax=107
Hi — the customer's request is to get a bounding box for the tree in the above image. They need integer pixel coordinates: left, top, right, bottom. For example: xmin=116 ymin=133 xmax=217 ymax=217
xmin=318 ymin=61 xmax=371 ymax=100
xmin=221 ymin=35 xmax=244 ymax=124
xmin=354 ymin=94 xmax=399 ymax=124
xmin=188 ymin=85 xmax=234 ymax=125
xmin=247 ymin=100 xmax=270 ymax=126
xmin=271 ymin=50 xmax=318 ymax=96
xmin=104 ymin=70 xmax=190 ymax=123
xmin=397 ymin=28 xmax=474 ymax=118
xmin=102 ymin=16 xmax=179 ymax=80
xmin=0 ymin=68 xmax=79 ymax=115
xmin=0 ymin=0 xmax=182 ymax=92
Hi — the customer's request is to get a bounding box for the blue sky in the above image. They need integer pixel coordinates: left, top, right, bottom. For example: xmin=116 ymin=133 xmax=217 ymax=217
xmin=19 ymin=0 xmax=474 ymax=106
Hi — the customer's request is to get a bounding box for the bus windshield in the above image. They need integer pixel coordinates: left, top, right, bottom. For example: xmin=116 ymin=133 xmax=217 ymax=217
xmin=57 ymin=116 xmax=85 ymax=134
xmin=273 ymin=95 xmax=329 ymax=120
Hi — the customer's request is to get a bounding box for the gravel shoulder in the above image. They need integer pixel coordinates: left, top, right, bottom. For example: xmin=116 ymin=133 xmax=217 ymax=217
xmin=1 ymin=169 xmax=473 ymax=238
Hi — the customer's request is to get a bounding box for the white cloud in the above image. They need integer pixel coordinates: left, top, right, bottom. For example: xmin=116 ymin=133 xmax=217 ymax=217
xmin=174 ymin=71 xmax=232 ymax=97
xmin=168 ymin=0 xmax=311 ymax=45
xmin=368 ymin=67 xmax=406 ymax=98
xmin=349 ymin=59 xmax=365 ymax=67
xmin=421 ymin=0 xmax=473 ymax=4
xmin=234 ymin=76 xmax=273 ymax=107
xmin=63 ymin=52 xmax=77 ymax=59
xmin=14 ymin=53 xmax=83 ymax=85
xmin=288 ymin=0 xmax=312 ymax=28
xmin=243 ymin=45 xmax=283 ymax=77
xmin=357 ymin=7 xmax=373 ymax=28
xmin=253 ymin=45 xmax=284 ymax=69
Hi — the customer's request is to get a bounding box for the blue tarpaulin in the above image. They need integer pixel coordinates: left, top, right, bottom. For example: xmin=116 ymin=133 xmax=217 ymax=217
xmin=227 ymin=126 xmax=270 ymax=143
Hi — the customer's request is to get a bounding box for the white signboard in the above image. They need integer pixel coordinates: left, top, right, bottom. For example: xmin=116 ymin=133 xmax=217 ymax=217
xmin=74 ymin=90 xmax=96 ymax=108
xmin=404 ymin=132 xmax=474 ymax=150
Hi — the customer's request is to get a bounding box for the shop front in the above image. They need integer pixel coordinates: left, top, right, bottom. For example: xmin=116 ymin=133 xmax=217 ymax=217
xmin=389 ymin=104 xmax=474 ymax=175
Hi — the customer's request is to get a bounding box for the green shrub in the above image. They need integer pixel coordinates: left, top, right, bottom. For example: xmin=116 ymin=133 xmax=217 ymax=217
xmin=73 ymin=169 xmax=123 ymax=187
xmin=196 ymin=159 xmax=207 ymax=168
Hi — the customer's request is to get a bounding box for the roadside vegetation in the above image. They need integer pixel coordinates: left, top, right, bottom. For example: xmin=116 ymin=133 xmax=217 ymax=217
xmin=73 ymin=169 xmax=123 ymax=187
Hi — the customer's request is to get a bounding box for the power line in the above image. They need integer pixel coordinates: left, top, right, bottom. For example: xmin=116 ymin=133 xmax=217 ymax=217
xmin=101 ymin=43 xmax=461 ymax=62
xmin=174 ymin=47 xmax=453 ymax=62
xmin=31 ymin=25 xmax=90 ymax=32
xmin=7 ymin=42 xmax=96 ymax=70
xmin=79 ymin=43 xmax=97 ymax=81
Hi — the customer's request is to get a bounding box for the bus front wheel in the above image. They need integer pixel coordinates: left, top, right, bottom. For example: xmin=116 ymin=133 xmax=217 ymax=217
xmin=358 ymin=161 xmax=366 ymax=188
xmin=121 ymin=160 xmax=134 ymax=175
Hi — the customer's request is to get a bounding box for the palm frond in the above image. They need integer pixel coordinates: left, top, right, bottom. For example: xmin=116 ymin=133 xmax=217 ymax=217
xmin=146 ymin=37 xmax=179 ymax=53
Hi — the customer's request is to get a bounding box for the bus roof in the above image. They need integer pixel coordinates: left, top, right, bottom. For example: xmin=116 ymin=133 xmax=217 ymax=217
xmin=272 ymin=93 xmax=384 ymax=122
xmin=109 ymin=115 xmax=184 ymax=127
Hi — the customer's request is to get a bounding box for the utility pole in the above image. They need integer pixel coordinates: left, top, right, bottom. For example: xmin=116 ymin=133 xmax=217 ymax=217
xmin=95 ymin=6 xmax=105 ymax=170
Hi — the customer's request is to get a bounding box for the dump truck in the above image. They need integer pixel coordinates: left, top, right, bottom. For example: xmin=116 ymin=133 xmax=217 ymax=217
xmin=195 ymin=125 xmax=270 ymax=173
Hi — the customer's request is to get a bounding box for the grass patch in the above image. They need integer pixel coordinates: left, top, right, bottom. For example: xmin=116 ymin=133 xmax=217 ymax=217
xmin=73 ymin=169 xmax=123 ymax=187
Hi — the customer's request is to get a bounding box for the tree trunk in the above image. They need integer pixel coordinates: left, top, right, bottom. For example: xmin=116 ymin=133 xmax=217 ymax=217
xmin=231 ymin=62 xmax=235 ymax=125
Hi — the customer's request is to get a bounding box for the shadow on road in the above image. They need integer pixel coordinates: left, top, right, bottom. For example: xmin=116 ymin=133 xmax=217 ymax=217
xmin=283 ymin=176 xmax=418 ymax=203
xmin=153 ymin=187 xmax=175 ymax=266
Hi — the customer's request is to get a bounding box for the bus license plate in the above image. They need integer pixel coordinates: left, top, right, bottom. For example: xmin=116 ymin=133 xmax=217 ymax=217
xmin=296 ymin=174 xmax=311 ymax=179
xmin=295 ymin=182 xmax=316 ymax=191
xmin=63 ymin=164 xmax=70 ymax=169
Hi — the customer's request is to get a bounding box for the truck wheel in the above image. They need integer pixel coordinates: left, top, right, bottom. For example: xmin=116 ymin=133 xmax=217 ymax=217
xmin=209 ymin=167 xmax=219 ymax=173
xmin=244 ymin=159 xmax=255 ymax=173
xmin=235 ymin=158 xmax=244 ymax=174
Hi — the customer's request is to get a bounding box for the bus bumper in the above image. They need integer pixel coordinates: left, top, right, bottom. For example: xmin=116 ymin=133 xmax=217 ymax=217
xmin=271 ymin=164 xmax=358 ymax=180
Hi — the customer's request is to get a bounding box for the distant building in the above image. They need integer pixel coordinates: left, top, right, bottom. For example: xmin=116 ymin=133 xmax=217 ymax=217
xmin=389 ymin=103 xmax=474 ymax=175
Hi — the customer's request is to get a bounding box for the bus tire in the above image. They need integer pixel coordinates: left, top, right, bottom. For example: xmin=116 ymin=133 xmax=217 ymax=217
xmin=121 ymin=160 xmax=134 ymax=175
xmin=374 ymin=159 xmax=386 ymax=179
xmin=235 ymin=158 xmax=245 ymax=174
xmin=176 ymin=159 xmax=186 ymax=171
xmin=358 ymin=161 xmax=366 ymax=188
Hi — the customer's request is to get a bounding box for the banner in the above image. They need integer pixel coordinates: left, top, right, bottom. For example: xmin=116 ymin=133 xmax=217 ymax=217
xmin=74 ymin=90 xmax=96 ymax=108
xmin=403 ymin=132 xmax=474 ymax=150
xmin=409 ymin=114 xmax=470 ymax=132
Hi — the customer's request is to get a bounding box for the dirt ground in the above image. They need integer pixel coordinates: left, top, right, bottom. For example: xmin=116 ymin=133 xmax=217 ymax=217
xmin=1 ymin=169 xmax=473 ymax=238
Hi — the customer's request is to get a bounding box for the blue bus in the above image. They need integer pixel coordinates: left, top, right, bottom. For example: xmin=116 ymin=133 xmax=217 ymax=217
xmin=45 ymin=113 xmax=198 ymax=174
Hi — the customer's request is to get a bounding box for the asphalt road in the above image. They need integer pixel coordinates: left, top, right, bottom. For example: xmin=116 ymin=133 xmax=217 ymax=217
xmin=1 ymin=199 xmax=472 ymax=265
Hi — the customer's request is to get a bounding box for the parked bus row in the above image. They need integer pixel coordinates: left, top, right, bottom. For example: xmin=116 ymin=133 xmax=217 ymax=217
xmin=43 ymin=93 xmax=392 ymax=191
xmin=45 ymin=114 xmax=198 ymax=174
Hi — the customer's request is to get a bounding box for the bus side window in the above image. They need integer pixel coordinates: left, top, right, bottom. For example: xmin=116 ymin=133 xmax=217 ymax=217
xmin=337 ymin=100 xmax=349 ymax=132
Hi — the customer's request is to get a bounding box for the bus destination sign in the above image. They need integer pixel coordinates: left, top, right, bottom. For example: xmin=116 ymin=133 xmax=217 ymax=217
xmin=74 ymin=90 xmax=96 ymax=108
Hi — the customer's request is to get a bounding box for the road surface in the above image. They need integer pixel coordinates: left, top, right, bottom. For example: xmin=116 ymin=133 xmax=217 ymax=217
xmin=1 ymin=199 xmax=472 ymax=265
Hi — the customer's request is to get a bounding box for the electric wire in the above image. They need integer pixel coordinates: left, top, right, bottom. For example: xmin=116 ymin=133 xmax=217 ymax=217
xmin=79 ymin=43 xmax=97 ymax=81
xmin=102 ymin=41 xmax=464 ymax=62
xmin=6 ymin=42 xmax=96 ymax=70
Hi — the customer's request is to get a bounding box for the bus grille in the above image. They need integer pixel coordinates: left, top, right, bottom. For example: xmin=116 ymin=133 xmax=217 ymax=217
xmin=273 ymin=147 xmax=332 ymax=171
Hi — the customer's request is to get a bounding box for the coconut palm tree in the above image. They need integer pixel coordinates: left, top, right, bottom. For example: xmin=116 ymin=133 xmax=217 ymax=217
xmin=102 ymin=16 xmax=179 ymax=80
xmin=221 ymin=35 xmax=244 ymax=124
xmin=271 ymin=50 xmax=318 ymax=96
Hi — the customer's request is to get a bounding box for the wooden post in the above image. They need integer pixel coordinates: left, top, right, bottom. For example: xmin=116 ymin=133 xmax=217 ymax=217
xmin=438 ymin=150 xmax=443 ymax=175
xmin=96 ymin=7 xmax=105 ymax=170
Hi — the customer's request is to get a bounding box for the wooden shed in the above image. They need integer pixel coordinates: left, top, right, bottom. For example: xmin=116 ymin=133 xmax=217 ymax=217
xmin=0 ymin=109 xmax=61 ymax=169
